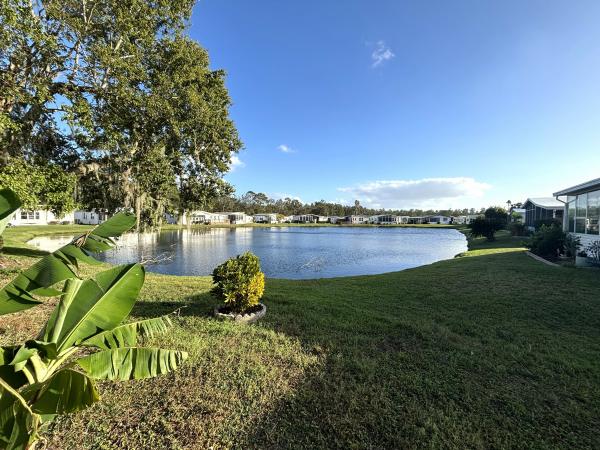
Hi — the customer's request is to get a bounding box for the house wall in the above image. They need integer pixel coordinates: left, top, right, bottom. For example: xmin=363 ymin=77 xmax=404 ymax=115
xmin=348 ymin=215 xmax=368 ymax=224
xmin=10 ymin=209 xmax=75 ymax=226
xmin=228 ymin=213 xmax=253 ymax=224
xmin=563 ymin=188 xmax=600 ymax=249
xmin=74 ymin=211 xmax=108 ymax=225
xmin=571 ymin=232 xmax=600 ymax=249
xmin=524 ymin=203 xmax=562 ymax=229
xmin=253 ymin=214 xmax=277 ymax=223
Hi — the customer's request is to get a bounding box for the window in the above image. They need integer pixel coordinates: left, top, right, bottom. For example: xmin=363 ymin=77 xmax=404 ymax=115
xmin=567 ymin=196 xmax=576 ymax=232
xmin=575 ymin=193 xmax=587 ymax=234
xmin=588 ymin=190 xmax=600 ymax=235
xmin=21 ymin=211 xmax=38 ymax=220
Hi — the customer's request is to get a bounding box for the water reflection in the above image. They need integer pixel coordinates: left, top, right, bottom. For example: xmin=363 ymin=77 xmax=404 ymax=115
xmin=27 ymin=235 xmax=76 ymax=253
xmin=28 ymin=227 xmax=468 ymax=279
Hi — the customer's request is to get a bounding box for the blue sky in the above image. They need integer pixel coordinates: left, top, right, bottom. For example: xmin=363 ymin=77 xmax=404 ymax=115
xmin=189 ymin=0 xmax=600 ymax=210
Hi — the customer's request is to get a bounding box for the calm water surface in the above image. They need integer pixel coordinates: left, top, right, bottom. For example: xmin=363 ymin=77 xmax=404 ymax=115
xmin=28 ymin=227 xmax=467 ymax=279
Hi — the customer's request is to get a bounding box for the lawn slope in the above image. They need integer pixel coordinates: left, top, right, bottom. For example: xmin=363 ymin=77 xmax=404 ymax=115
xmin=0 ymin=228 xmax=598 ymax=449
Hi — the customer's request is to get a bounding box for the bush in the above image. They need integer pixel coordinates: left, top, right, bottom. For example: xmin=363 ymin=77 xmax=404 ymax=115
xmin=484 ymin=206 xmax=509 ymax=224
xmin=212 ymin=252 xmax=265 ymax=312
xmin=469 ymin=217 xmax=505 ymax=241
xmin=585 ymin=241 xmax=600 ymax=266
xmin=534 ymin=218 xmax=561 ymax=230
xmin=508 ymin=222 xmax=527 ymax=237
xmin=528 ymin=224 xmax=566 ymax=259
xmin=564 ymin=234 xmax=581 ymax=258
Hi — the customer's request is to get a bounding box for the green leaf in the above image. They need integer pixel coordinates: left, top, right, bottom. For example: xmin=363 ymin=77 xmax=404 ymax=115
xmin=58 ymin=244 xmax=101 ymax=267
xmin=0 ymin=387 xmax=40 ymax=450
xmin=8 ymin=347 xmax=36 ymax=372
xmin=6 ymin=404 xmax=39 ymax=450
xmin=80 ymin=235 xmax=114 ymax=253
xmin=45 ymin=264 xmax=145 ymax=351
xmin=0 ymin=211 xmax=135 ymax=316
xmin=0 ymin=387 xmax=16 ymax=445
xmin=21 ymin=369 xmax=99 ymax=423
xmin=90 ymin=211 xmax=136 ymax=239
xmin=77 ymin=347 xmax=188 ymax=381
xmin=0 ymin=347 xmax=27 ymax=390
xmin=0 ymin=188 xmax=21 ymax=237
xmin=24 ymin=341 xmax=57 ymax=359
xmin=29 ymin=287 xmax=63 ymax=297
xmin=0 ymin=254 xmax=75 ymax=316
xmin=82 ymin=315 xmax=173 ymax=350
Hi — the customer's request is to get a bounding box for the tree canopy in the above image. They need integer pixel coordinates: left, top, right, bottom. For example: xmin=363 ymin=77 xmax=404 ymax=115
xmin=0 ymin=157 xmax=77 ymax=217
xmin=0 ymin=0 xmax=242 ymax=228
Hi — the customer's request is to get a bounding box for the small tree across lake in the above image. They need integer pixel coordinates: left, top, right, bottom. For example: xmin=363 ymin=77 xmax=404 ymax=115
xmin=468 ymin=207 xmax=509 ymax=241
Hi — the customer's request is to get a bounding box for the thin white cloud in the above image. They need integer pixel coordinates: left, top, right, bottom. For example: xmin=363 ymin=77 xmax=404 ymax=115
xmin=338 ymin=177 xmax=491 ymax=209
xmin=371 ymin=40 xmax=395 ymax=68
xmin=229 ymin=155 xmax=245 ymax=171
xmin=277 ymin=144 xmax=296 ymax=154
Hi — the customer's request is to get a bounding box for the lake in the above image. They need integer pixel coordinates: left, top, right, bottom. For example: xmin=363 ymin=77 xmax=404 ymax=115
xmin=28 ymin=227 xmax=467 ymax=279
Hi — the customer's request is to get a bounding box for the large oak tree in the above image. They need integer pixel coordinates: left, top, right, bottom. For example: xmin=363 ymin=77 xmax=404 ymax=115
xmin=0 ymin=0 xmax=242 ymax=228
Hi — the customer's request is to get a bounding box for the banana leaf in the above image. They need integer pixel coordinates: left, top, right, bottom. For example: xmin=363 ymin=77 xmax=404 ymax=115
xmin=77 ymin=347 xmax=188 ymax=381
xmin=82 ymin=315 xmax=173 ymax=350
xmin=41 ymin=264 xmax=145 ymax=351
xmin=0 ymin=189 xmax=21 ymax=238
xmin=0 ymin=212 xmax=136 ymax=316
xmin=22 ymin=369 xmax=99 ymax=422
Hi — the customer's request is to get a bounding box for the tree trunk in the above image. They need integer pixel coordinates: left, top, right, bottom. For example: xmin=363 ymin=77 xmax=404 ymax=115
xmin=135 ymin=194 xmax=142 ymax=232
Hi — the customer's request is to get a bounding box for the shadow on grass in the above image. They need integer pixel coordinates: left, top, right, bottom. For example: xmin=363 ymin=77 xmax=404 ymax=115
xmin=131 ymin=291 xmax=216 ymax=319
xmin=229 ymin=251 xmax=600 ymax=449
xmin=1 ymin=246 xmax=48 ymax=258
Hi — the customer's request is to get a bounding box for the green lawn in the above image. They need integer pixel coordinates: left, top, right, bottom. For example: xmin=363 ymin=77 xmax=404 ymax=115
xmin=1 ymin=227 xmax=599 ymax=449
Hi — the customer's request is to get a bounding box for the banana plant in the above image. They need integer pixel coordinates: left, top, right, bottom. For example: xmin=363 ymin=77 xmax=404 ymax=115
xmin=0 ymin=210 xmax=139 ymax=315
xmin=0 ymin=211 xmax=188 ymax=449
xmin=0 ymin=189 xmax=21 ymax=246
xmin=0 ymin=263 xmax=187 ymax=449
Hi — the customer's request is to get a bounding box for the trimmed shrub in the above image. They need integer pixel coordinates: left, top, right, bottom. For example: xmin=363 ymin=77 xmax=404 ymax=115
xmin=212 ymin=252 xmax=265 ymax=312
xmin=528 ymin=224 xmax=566 ymax=259
xmin=484 ymin=206 xmax=509 ymax=224
xmin=564 ymin=234 xmax=581 ymax=258
xmin=509 ymin=222 xmax=527 ymax=237
xmin=534 ymin=218 xmax=561 ymax=230
xmin=585 ymin=241 xmax=600 ymax=266
xmin=469 ymin=217 xmax=505 ymax=241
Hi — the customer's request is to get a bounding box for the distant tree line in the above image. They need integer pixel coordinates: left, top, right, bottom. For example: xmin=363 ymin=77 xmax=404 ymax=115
xmin=208 ymin=191 xmax=486 ymax=218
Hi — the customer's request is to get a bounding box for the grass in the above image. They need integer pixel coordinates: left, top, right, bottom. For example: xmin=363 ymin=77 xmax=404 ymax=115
xmin=0 ymin=226 xmax=599 ymax=448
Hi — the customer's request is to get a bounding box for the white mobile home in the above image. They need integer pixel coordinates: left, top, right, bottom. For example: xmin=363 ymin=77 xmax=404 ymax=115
xmin=10 ymin=208 xmax=75 ymax=226
xmin=454 ymin=214 xmax=482 ymax=225
xmin=225 ymin=212 xmax=253 ymax=225
xmin=188 ymin=211 xmax=230 ymax=225
xmin=253 ymin=213 xmax=278 ymax=224
xmin=426 ymin=215 xmax=452 ymax=225
xmin=554 ymin=178 xmax=600 ymax=248
xmin=346 ymin=215 xmax=369 ymax=224
xmin=369 ymin=215 xmax=402 ymax=225
xmin=74 ymin=210 xmax=109 ymax=225
xmin=292 ymin=214 xmax=319 ymax=223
